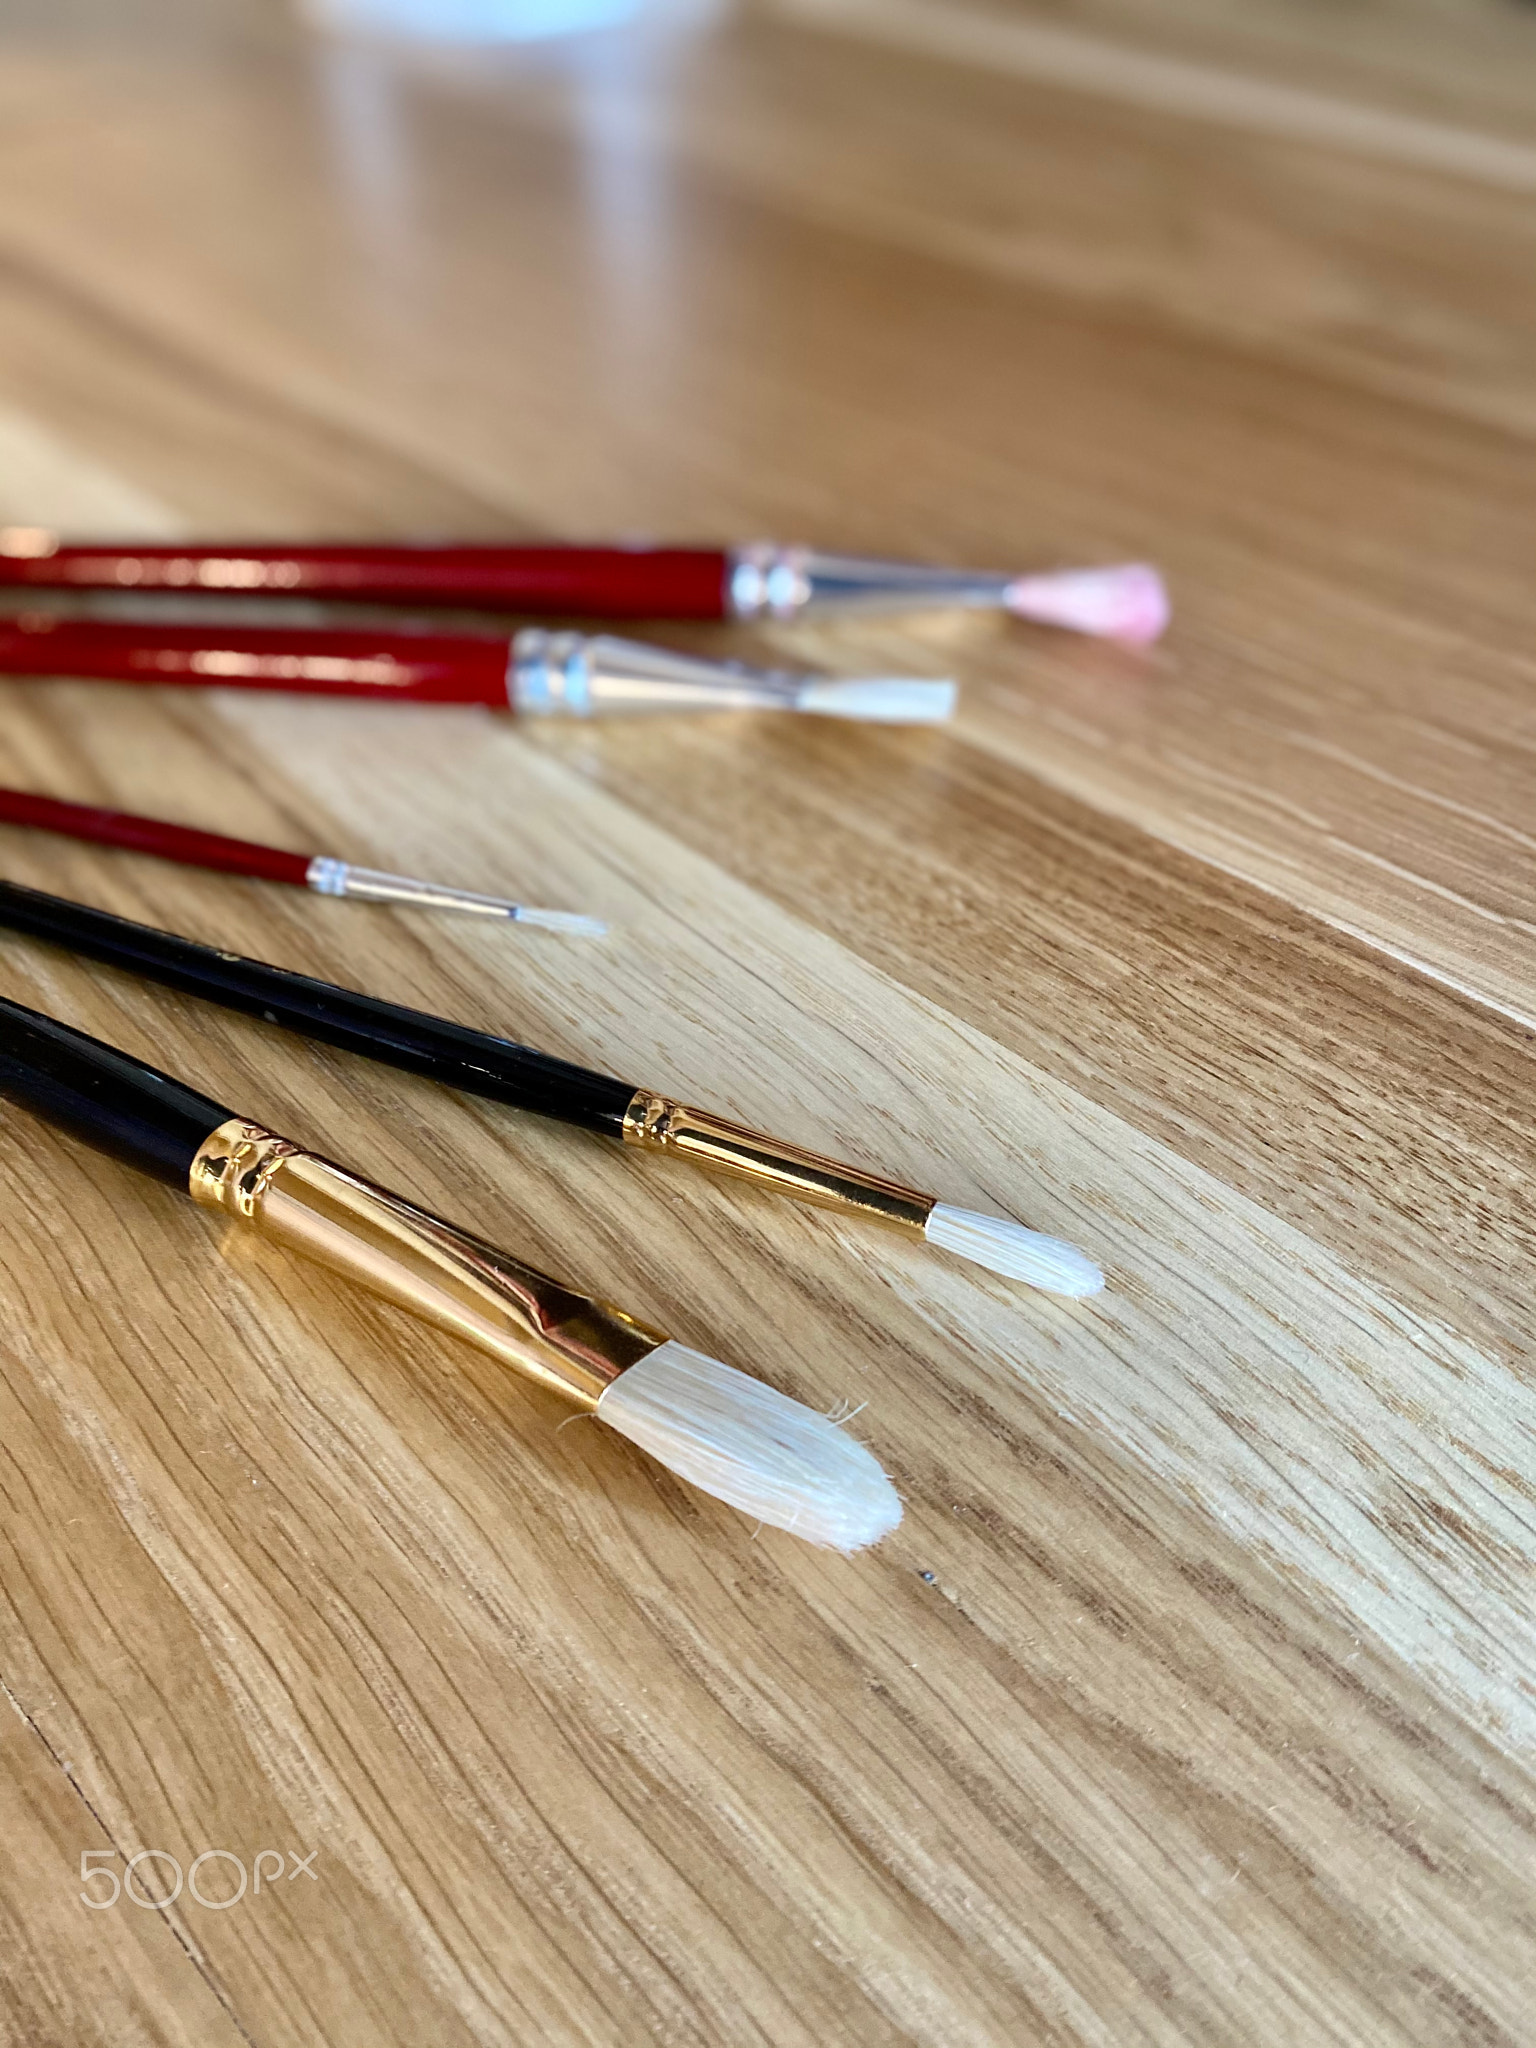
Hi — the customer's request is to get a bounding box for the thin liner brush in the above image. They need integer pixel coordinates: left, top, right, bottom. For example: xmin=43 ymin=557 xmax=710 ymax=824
xmin=0 ymin=615 xmax=956 ymax=725
xmin=0 ymin=994 xmax=900 ymax=1550
xmin=0 ymin=881 xmax=1104 ymax=1298
xmin=0 ymin=786 xmax=605 ymax=937
xmin=0 ymin=529 xmax=1168 ymax=642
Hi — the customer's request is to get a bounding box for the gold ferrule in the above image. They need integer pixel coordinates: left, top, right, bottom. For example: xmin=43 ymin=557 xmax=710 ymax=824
xmin=189 ymin=1119 xmax=664 ymax=1409
xmin=622 ymin=1093 xmax=934 ymax=1235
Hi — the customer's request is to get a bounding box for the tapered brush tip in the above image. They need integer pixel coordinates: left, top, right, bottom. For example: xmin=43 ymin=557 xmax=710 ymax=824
xmin=510 ymin=906 xmax=609 ymax=938
xmin=796 ymin=677 xmax=958 ymax=724
xmin=924 ymin=1204 xmax=1104 ymax=1296
xmin=596 ymin=1341 xmax=902 ymax=1550
xmin=1004 ymin=564 xmax=1169 ymax=644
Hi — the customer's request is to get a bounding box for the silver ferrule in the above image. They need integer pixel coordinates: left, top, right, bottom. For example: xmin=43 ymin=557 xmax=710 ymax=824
xmin=305 ymin=857 xmax=521 ymax=919
xmin=509 ymin=628 xmax=811 ymax=718
xmin=727 ymin=544 xmax=1015 ymax=619
xmin=305 ymin=855 xmax=351 ymax=897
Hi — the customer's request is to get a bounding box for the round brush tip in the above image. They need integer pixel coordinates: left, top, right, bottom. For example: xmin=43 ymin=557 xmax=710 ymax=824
xmin=1004 ymin=564 xmax=1169 ymax=645
xmin=511 ymin=907 xmax=609 ymax=938
xmin=924 ymin=1204 xmax=1104 ymax=1297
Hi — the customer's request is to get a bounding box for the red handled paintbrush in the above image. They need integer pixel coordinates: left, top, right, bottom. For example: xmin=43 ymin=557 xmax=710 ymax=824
xmin=0 ymin=528 xmax=1168 ymax=641
xmin=0 ymin=614 xmax=955 ymax=723
xmin=0 ymin=787 xmax=605 ymax=936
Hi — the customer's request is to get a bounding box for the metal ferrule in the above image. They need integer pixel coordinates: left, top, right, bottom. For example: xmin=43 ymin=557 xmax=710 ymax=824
xmin=509 ymin=628 xmax=814 ymax=717
xmin=622 ymin=1092 xmax=934 ymax=1236
xmin=189 ymin=1118 xmax=665 ymax=1409
xmin=305 ymin=857 xmax=519 ymax=920
xmin=727 ymin=544 xmax=1015 ymax=619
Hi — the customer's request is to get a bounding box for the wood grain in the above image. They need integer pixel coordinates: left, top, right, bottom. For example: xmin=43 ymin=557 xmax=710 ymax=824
xmin=0 ymin=1683 xmax=247 ymax=2046
xmin=0 ymin=2 xmax=1533 ymax=2042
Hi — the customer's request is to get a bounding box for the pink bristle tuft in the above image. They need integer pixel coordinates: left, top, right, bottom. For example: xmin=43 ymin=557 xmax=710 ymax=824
xmin=1004 ymin=564 xmax=1169 ymax=644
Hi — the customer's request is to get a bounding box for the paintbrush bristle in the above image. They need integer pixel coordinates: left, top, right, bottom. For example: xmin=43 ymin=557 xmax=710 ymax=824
xmin=1004 ymin=564 xmax=1169 ymax=644
xmin=924 ymin=1204 xmax=1104 ymax=1296
xmin=796 ymin=677 xmax=958 ymax=724
xmin=510 ymin=906 xmax=609 ymax=938
xmin=596 ymin=1341 xmax=902 ymax=1550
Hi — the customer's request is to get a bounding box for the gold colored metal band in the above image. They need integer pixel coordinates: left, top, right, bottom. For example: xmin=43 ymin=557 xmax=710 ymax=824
xmin=189 ymin=1118 xmax=302 ymax=1217
xmin=190 ymin=1119 xmax=663 ymax=1409
xmin=622 ymin=1092 xmax=933 ymax=1236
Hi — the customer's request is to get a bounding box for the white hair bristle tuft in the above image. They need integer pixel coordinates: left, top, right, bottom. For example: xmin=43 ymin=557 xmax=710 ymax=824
xmin=796 ymin=677 xmax=957 ymax=725
xmin=510 ymin=906 xmax=609 ymax=938
xmin=924 ymin=1204 xmax=1104 ymax=1296
xmin=1004 ymin=564 xmax=1169 ymax=645
xmin=596 ymin=1341 xmax=902 ymax=1551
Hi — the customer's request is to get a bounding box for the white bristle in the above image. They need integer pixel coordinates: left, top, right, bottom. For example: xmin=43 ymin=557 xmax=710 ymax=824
xmin=1004 ymin=564 xmax=1169 ymax=645
xmin=596 ymin=1341 xmax=902 ymax=1551
xmin=924 ymin=1203 xmax=1104 ymax=1297
xmin=510 ymin=906 xmax=609 ymax=938
xmin=795 ymin=677 xmax=958 ymax=725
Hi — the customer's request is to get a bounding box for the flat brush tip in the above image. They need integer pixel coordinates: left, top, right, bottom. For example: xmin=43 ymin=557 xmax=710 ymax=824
xmin=596 ymin=1341 xmax=902 ymax=1550
xmin=1004 ymin=564 xmax=1169 ymax=645
xmin=510 ymin=906 xmax=609 ymax=938
xmin=924 ymin=1204 xmax=1104 ymax=1297
xmin=796 ymin=677 xmax=958 ymax=724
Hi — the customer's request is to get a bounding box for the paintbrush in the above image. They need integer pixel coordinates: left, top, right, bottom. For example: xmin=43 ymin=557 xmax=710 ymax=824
xmin=0 ymin=992 xmax=900 ymax=1549
xmin=0 ymin=528 xmax=1168 ymax=641
xmin=0 ymin=614 xmax=956 ymax=724
xmin=0 ymin=786 xmax=605 ymax=936
xmin=0 ymin=880 xmax=1103 ymax=1297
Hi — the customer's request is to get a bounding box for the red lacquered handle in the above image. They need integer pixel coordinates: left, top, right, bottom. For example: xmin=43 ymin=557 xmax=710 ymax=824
xmin=0 ymin=617 xmax=512 ymax=705
xmin=0 ymin=788 xmax=314 ymax=885
xmin=0 ymin=543 xmax=732 ymax=618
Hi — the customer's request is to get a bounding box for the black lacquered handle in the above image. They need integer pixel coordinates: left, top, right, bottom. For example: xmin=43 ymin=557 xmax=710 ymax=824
xmin=0 ymin=882 xmax=638 ymax=1137
xmin=0 ymin=993 xmax=233 ymax=1186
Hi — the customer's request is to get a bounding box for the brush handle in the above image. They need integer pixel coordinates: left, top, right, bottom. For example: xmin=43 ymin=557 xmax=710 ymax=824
xmin=0 ymin=993 xmax=663 ymax=1410
xmin=0 ymin=788 xmax=313 ymax=885
xmin=0 ymin=882 xmax=638 ymax=1137
xmin=0 ymin=617 xmax=513 ymax=704
xmin=0 ymin=992 xmax=231 ymax=1185
xmin=0 ymin=544 xmax=731 ymax=618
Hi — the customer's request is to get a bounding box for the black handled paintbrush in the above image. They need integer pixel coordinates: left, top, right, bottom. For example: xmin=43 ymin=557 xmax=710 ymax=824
xmin=0 ymin=880 xmax=1102 ymax=1297
xmin=0 ymin=992 xmax=899 ymax=1550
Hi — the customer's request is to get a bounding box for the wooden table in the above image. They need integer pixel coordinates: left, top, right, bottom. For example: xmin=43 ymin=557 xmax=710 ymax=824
xmin=1 ymin=2 xmax=1534 ymax=2040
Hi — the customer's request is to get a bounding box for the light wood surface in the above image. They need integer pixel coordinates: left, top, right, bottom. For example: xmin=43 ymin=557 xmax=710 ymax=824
xmin=0 ymin=2 xmax=1534 ymax=2042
